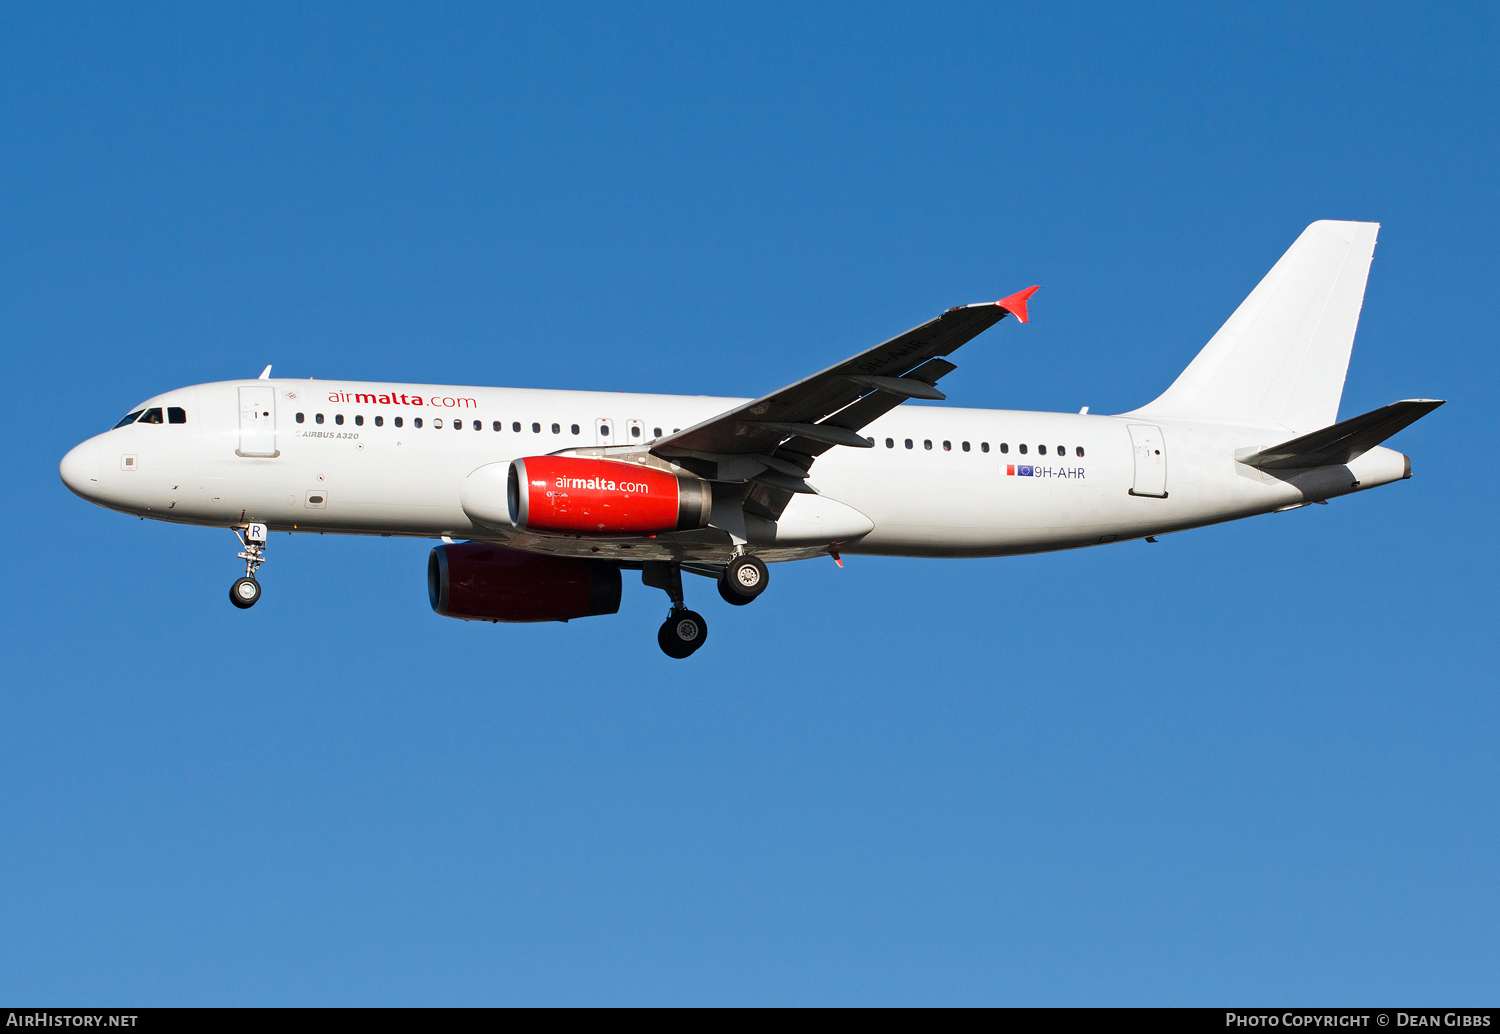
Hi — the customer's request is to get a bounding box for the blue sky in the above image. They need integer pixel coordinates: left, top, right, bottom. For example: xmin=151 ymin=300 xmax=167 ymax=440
xmin=2 ymin=1 xmax=1496 ymax=1005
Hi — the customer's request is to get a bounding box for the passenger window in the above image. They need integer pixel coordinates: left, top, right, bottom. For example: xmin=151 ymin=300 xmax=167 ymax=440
xmin=168 ymin=407 xmax=186 ymax=424
xmin=1057 ymin=445 xmax=1064 ymax=455
xmin=962 ymin=441 xmax=970 ymax=452
xmin=493 ymin=420 xmax=502 ymax=431
xmin=354 ymin=415 xmax=363 ymax=426
xmin=673 ymin=428 xmax=680 ymax=433
xmin=1018 ymin=444 xmax=1027 ymax=455
xmin=943 ymin=440 xmax=951 ymax=451
xmin=630 ymin=425 xmax=640 ymax=437
xmin=574 ymin=424 xmax=583 ymax=435
xmin=414 ymin=418 xmax=422 ymax=428
xmin=924 ymin=440 xmax=932 ymax=450
xmin=434 ymin=418 xmax=444 ymax=429
xmin=315 ymin=413 xmax=324 ymax=424
xmin=375 ymin=416 xmax=384 ymax=427
xmin=653 ymin=427 xmax=662 ymax=437
xmin=886 ymin=438 xmax=894 ymax=448
xmin=981 ymin=442 xmax=989 ymax=453
xmin=554 ymin=423 xmax=562 ymax=434
xmin=138 ymin=408 xmax=163 ymax=424
xmin=114 ymin=410 xmax=143 ymax=428
xmin=474 ymin=420 xmax=482 ymax=431
xmin=394 ymin=416 xmax=403 ymax=428
xmin=999 ymin=443 xmax=1008 ymax=454
xmin=1038 ymin=444 xmax=1045 ymax=455
xmin=1076 ymin=446 xmax=1085 ymax=457
xmin=453 ymin=419 xmax=461 ymax=430
xmin=532 ymin=422 xmax=541 ymax=433
xmin=512 ymin=421 xmax=521 ymax=432
xmin=295 ymin=412 xmax=305 ymax=424
xmin=335 ymin=414 xmax=344 ymax=425
xmin=904 ymin=439 xmax=913 ymax=449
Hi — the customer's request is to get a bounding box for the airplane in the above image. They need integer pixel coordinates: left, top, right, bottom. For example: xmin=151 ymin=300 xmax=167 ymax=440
xmin=59 ymin=220 xmax=1442 ymax=658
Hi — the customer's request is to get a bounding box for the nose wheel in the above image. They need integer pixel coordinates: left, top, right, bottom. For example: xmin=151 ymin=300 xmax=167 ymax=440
xmin=229 ymin=522 xmax=268 ymax=610
xmin=230 ymin=576 xmax=261 ymax=609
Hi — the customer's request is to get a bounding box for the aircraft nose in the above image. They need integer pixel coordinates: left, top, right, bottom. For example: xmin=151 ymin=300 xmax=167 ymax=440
xmin=59 ymin=440 xmax=100 ymax=498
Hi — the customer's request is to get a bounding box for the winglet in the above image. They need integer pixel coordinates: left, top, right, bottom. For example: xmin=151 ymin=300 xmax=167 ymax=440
xmin=258 ymin=365 xmax=272 ymax=380
xmin=997 ymin=286 xmax=1040 ymax=323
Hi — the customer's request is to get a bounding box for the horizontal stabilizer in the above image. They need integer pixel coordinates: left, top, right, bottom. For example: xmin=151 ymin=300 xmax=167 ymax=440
xmin=1236 ymin=399 xmax=1444 ymax=470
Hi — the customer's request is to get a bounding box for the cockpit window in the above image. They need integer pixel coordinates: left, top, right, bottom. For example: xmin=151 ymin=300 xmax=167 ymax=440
xmin=168 ymin=407 xmax=186 ymax=424
xmin=114 ymin=410 xmax=143 ymax=428
xmin=137 ymin=408 xmax=164 ymax=424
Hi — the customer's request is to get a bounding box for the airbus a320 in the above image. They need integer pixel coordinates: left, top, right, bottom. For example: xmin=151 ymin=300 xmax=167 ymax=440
xmin=60 ymin=220 xmax=1441 ymax=657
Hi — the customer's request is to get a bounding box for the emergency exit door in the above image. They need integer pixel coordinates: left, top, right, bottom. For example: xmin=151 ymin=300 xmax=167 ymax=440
xmin=1128 ymin=424 xmax=1167 ymax=497
xmin=237 ymin=385 xmax=278 ymax=457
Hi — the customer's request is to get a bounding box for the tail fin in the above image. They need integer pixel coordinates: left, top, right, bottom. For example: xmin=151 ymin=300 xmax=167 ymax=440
xmin=1129 ymin=220 xmax=1379 ymax=434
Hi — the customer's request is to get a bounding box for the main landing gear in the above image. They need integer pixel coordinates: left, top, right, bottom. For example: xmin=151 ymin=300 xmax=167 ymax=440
xmin=658 ymin=610 xmax=708 ymax=659
xmin=643 ymin=560 xmax=708 ymax=659
xmin=229 ymin=522 xmax=268 ymax=610
xmin=717 ymin=554 xmax=769 ymax=606
xmin=642 ymin=554 xmax=770 ymax=658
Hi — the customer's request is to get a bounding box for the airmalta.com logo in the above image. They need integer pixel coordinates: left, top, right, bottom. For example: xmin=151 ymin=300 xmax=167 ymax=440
xmin=549 ymin=475 xmax=653 ymax=494
xmin=1007 ymin=464 xmax=1086 ymax=479
xmin=315 ymin=389 xmax=478 ymax=409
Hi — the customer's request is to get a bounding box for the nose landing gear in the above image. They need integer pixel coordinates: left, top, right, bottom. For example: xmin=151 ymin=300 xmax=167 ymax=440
xmin=642 ymin=560 xmax=708 ymax=659
xmin=229 ymin=523 xmax=268 ymax=610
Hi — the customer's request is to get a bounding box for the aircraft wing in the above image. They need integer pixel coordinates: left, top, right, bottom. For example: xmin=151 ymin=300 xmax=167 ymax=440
xmin=651 ymin=288 xmax=1038 ymax=482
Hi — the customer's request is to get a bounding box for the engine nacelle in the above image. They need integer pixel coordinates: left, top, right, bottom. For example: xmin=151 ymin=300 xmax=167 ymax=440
xmin=428 ymin=542 xmax=621 ymax=623
xmin=508 ymin=456 xmax=712 ymax=536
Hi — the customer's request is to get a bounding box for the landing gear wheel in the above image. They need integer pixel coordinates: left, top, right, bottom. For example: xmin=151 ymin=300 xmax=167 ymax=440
xmin=229 ymin=576 xmax=261 ymax=609
xmin=658 ymin=609 xmax=708 ymax=658
xmin=230 ymin=523 xmax=269 ymax=610
xmin=718 ymin=555 xmax=769 ymax=606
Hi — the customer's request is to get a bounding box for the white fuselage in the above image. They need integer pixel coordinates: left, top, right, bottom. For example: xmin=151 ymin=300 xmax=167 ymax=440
xmin=59 ymin=377 xmax=1411 ymax=563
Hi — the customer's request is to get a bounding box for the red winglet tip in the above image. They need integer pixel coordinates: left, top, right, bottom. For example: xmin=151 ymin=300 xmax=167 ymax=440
xmin=997 ymin=285 xmax=1040 ymax=323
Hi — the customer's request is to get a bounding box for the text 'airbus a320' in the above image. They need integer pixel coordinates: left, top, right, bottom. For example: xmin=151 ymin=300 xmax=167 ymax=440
xmin=61 ymin=220 xmax=1441 ymax=657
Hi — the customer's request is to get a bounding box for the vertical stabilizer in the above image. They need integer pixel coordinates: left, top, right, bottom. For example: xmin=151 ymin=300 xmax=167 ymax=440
xmin=1129 ymin=220 xmax=1379 ymax=434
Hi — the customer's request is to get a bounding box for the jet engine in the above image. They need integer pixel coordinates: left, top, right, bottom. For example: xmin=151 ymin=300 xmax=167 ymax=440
xmin=508 ymin=456 xmax=712 ymax=536
xmin=428 ymin=542 xmax=622 ymax=623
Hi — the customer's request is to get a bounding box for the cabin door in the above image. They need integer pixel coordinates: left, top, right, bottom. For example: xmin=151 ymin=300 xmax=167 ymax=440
xmin=1128 ymin=424 xmax=1167 ymax=497
xmin=237 ymin=386 xmax=278 ymax=458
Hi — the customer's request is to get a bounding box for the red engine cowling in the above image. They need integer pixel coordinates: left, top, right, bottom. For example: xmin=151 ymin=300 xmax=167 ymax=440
xmin=508 ymin=456 xmax=712 ymax=536
xmin=428 ymin=542 xmax=622 ymax=623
